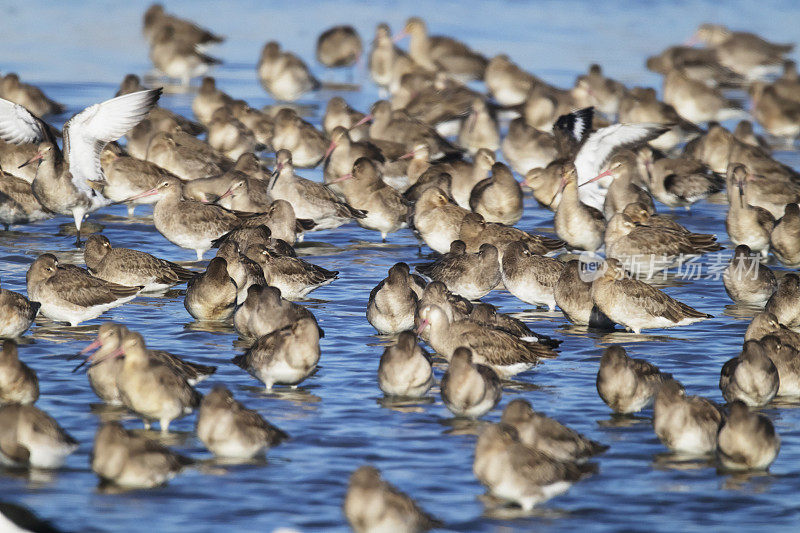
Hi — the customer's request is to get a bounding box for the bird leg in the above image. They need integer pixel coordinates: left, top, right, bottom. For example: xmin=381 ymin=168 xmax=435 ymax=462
xmin=72 ymin=208 xmax=86 ymax=247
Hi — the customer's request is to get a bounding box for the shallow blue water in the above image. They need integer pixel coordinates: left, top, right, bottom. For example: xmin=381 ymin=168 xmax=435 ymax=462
xmin=1 ymin=1 xmax=800 ymax=531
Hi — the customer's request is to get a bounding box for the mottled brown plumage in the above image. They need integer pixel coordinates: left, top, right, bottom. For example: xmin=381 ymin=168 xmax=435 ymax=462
xmin=233 ymin=317 xmax=321 ymax=390
xmin=417 ymin=304 xmax=555 ymax=378
xmin=0 ymin=403 xmax=77 ymax=468
xmin=27 ymin=254 xmax=141 ymax=326
xmin=245 ymin=243 xmax=337 ymax=300
xmin=590 ymin=258 xmax=711 ymax=333
xmin=596 ymin=346 xmax=671 ymax=414
xmin=716 ymin=401 xmax=780 ymax=471
xmin=0 ymin=276 xmax=39 ymax=338
xmin=91 ymin=422 xmax=192 ymax=488
xmin=473 ymin=423 xmax=596 ymax=511
xmin=459 ymin=212 xmax=564 ymax=257
xmin=344 ymin=465 xmax=441 ymax=533
xmin=197 ymin=386 xmax=287 ymax=459
xmin=653 ymin=380 xmax=723 ymax=455
xmin=441 ymin=347 xmax=501 ymax=418
xmin=0 ymin=341 xmax=38 ymax=405
xmin=501 ymin=399 xmax=607 ymax=462
xmin=719 ymin=340 xmax=779 ymax=407
xmin=184 ymin=257 xmax=237 ymax=321
xmin=84 ymin=234 xmax=194 ymax=292
xmin=416 ymin=240 xmax=500 ymax=300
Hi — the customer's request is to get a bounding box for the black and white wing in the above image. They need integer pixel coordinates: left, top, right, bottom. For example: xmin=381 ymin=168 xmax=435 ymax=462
xmin=63 ymin=88 xmax=162 ymax=183
xmin=0 ymin=98 xmax=50 ymax=144
xmin=554 ymin=107 xmax=594 ymax=145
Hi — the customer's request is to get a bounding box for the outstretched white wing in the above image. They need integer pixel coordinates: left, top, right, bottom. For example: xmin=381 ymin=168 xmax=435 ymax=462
xmin=64 ymin=88 xmax=162 ymax=183
xmin=576 ymin=122 xmax=667 ymax=209
xmin=0 ymin=98 xmax=49 ymax=144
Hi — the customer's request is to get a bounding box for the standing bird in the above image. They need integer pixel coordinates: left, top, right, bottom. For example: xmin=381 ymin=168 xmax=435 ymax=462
xmin=0 ymin=276 xmax=39 ymax=338
xmin=765 ymin=273 xmax=800 ymax=328
xmin=316 ymin=26 xmax=362 ymax=68
xmin=719 ymin=340 xmax=779 ymax=407
xmin=233 ymin=317 xmax=321 ymax=390
xmin=148 ymin=25 xmax=221 ymax=85
xmin=26 ymin=254 xmax=141 ymax=327
xmin=726 ymin=164 xmax=775 ymax=258
xmin=755 ymin=335 xmax=800 ymax=398
xmin=473 ymin=424 xmax=596 ymax=511
xmin=257 ymin=42 xmax=320 ymax=101
xmin=197 ymin=386 xmax=287 ymax=459
xmin=184 ymin=257 xmax=237 ymax=321
xmin=91 ymin=330 xmax=201 ymax=432
xmin=553 ymin=259 xmax=615 ymax=329
xmin=416 ymin=304 xmax=556 ymax=378
xmin=124 ymin=179 xmax=247 ymax=261
xmin=590 ymin=258 xmax=711 ymax=334
xmin=270 ymin=149 xmax=366 ymax=231
xmin=91 ymin=422 xmax=193 ymax=489
xmin=333 ymin=157 xmax=410 ymax=241
xmin=367 ymin=263 xmax=424 ymax=335
xmin=84 ymin=234 xmax=194 ymax=292
xmin=553 ymin=164 xmax=606 ymax=251
xmin=653 ymin=380 xmax=723 ymax=455
xmin=397 ymin=17 xmax=487 ymax=81
xmin=597 ymin=346 xmax=671 ymax=414
xmin=440 ymin=347 xmax=502 ymax=418
xmin=716 ymin=401 xmax=780 ymax=471
xmin=378 ymin=331 xmax=434 ymax=398
xmin=0 ymin=404 xmax=77 ymax=469
xmin=501 ymin=240 xmax=564 ymax=311
xmin=0 ymin=89 xmax=162 ymax=245
xmin=0 ymin=340 xmax=38 ymax=405
xmin=501 ymin=399 xmax=607 ymax=462
xmin=344 ymin=465 xmax=441 ymax=533
xmin=770 ymin=203 xmax=800 ymax=267
xmin=469 ymin=162 xmax=523 ymax=225
xmin=234 ymin=285 xmax=320 ymax=340
xmin=416 ymin=241 xmax=500 ymax=301
xmin=722 ymin=244 xmax=776 ymax=306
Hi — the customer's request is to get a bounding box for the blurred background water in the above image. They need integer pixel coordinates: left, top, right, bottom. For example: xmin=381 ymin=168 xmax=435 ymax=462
xmin=0 ymin=0 xmax=799 ymax=531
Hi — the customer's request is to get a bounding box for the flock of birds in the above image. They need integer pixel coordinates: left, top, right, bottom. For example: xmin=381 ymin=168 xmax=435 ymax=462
xmin=0 ymin=4 xmax=799 ymax=531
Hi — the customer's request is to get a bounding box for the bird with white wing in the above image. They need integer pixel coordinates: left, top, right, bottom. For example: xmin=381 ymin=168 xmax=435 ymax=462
xmin=0 ymin=88 xmax=161 ymax=245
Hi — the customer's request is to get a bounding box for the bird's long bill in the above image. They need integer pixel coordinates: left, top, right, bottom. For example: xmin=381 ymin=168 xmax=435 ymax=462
xmin=415 ymin=318 xmax=430 ymax=335
xmin=82 ymin=340 xmax=101 ymax=354
xmin=392 ymin=31 xmax=408 ymax=43
xmin=267 ymin=164 xmax=283 ymax=191
xmin=216 ymin=186 xmax=235 ymax=202
xmin=549 ymin=175 xmax=568 ymax=207
xmin=683 ymin=35 xmax=700 ymax=46
xmin=329 ymin=172 xmax=352 ymax=184
xmin=579 ymin=167 xmax=615 ymax=187
xmin=18 ymin=151 xmax=43 ymax=169
xmin=396 ymin=149 xmax=417 ymax=161
xmin=350 ymin=113 xmax=373 ymax=129
xmin=737 ymin=176 xmax=747 ymax=208
xmin=114 ymin=186 xmax=160 ymax=204
xmin=77 ymin=346 xmax=124 ymax=372
xmin=323 ymin=140 xmax=337 ymax=162
xmin=71 ymin=342 xmax=113 ymax=372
